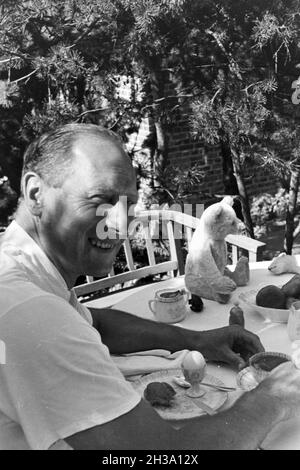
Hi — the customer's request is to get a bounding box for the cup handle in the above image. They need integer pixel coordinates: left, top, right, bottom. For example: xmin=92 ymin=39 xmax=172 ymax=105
xmin=183 ymin=291 xmax=189 ymax=302
xmin=182 ymin=291 xmax=189 ymax=308
xmin=148 ymin=299 xmax=156 ymax=314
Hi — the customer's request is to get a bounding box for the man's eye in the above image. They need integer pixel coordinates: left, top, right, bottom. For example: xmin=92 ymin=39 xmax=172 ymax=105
xmin=91 ymin=199 xmax=104 ymax=206
xmin=90 ymin=197 xmax=112 ymax=205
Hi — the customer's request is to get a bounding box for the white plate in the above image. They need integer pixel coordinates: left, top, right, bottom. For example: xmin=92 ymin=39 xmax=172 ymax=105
xmin=132 ymin=368 xmax=228 ymax=421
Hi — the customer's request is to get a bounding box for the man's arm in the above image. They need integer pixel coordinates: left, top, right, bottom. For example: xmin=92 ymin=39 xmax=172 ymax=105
xmin=90 ymin=307 xmax=191 ymax=353
xmin=90 ymin=307 xmax=264 ymax=369
xmin=66 ymin=362 xmax=299 ymax=450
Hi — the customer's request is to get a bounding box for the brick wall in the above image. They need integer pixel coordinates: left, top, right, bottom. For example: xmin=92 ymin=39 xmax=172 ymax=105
xmin=244 ymin=160 xmax=281 ymax=199
xmin=125 ymin=69 xmax=283 ymax=207
xmin=128 ymin=113 xmax=280 ymax=208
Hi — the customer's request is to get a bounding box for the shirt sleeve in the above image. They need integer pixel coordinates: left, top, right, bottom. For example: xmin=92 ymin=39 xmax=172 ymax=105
xmin=0 ymin=294 xmax=141 ymax=450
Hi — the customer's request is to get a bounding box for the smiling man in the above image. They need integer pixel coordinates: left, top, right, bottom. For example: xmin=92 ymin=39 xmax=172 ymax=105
xmin=19 ymin=126 xmax=138 ymax=286
xmin=0 ymin=123 xmax=300 ymax=450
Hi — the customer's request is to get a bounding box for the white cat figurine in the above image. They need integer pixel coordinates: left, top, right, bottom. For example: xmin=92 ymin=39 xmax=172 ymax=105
xmin=268 ymin=253 xmax=300 ymax=275
xmin=185 ymin=197 xmax=249 ymax=303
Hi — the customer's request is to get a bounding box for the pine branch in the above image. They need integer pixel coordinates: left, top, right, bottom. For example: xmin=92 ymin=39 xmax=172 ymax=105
xmin=205 ymin=28 xmax=243 ymax=80
xmin=9 ymin=68 xmax=38 ymax=84
xmin=76 ymin=107 xmax=110 ymax=120
xmin=0 ymin=48 xmax=33 ymax=62
xmin=70 ymin=19 xmax=109 ymax=48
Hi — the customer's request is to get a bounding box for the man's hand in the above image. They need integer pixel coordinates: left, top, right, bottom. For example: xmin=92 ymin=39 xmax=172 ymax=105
xmin=255 ymin=362 xmax=300 ymax=423
xmin=191 ymin=325 xmax=265 ymax=370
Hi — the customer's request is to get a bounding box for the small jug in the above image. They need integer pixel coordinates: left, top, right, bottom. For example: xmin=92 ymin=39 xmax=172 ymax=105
xmin=287 ymin=300 xmax=300 ymax=342
xmin=148 ymin=288 xmax=189 ymax=323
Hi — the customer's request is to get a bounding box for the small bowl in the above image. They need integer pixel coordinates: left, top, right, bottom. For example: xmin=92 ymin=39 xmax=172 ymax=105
xmin=238 ymin=289 xmax=289 ymax=323
xmin=249 ymin=351 xmax=291 ymax=382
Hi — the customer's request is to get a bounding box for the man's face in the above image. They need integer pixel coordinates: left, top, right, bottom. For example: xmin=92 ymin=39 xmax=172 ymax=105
xmin=39 ymin=135 xmax=138 ymax=286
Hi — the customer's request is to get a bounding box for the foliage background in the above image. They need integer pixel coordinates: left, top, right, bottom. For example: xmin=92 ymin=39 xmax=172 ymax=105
xmin=1 ymin=0 xmax=300 ymax=253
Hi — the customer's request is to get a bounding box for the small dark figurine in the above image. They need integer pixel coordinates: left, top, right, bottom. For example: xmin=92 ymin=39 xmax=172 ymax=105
xmin=229 ymin=302 xmax=245 ymax=327
xmin=189 ymin=294 xmax=204 ymax=312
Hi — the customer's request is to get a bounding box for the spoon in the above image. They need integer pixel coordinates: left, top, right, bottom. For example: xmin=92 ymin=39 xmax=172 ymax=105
xmin=173 ymin=375 xmax=236 ymax=392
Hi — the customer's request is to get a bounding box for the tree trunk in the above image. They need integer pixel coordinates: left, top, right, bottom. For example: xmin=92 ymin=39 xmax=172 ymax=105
xmin=221 ymin=141 xmax=239 ymax=195
xmin=231 ymin=148 xmax=255 ymax=238
xmin=153 ymin=119 xmax=167 ymax=178
xmin=148 ymin=66 xmax=168 ymax=203
xmin=293 ymin=221 xmax=300 ymax=241
xmin=284 ymin=167 xmax=300 ymax=254
xmin=220 ymin=140 xmax=244 ymax=220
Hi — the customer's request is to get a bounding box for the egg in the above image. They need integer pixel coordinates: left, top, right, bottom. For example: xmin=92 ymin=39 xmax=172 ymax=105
xmin=182 ymin=351 xmax=207 ymax=396
xmin=182 ymin=351 xmax=206 ymax=371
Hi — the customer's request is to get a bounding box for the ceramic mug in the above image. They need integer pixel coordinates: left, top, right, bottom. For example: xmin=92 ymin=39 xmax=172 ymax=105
xmin=148 ymin=288 xmax=189 ymax=323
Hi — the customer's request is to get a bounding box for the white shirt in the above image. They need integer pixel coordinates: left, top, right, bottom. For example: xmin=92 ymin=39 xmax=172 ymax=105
xmin=0 ymin=221 xmax=140 ymax=450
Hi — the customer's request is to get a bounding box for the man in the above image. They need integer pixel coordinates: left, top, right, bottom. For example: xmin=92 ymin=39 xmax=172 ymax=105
xmin=0 ymin=123 xmax=299 ymax=450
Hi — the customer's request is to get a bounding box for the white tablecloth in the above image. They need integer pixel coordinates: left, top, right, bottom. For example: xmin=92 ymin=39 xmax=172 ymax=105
xmin=86 ymin=260 xmax=300 ymax=450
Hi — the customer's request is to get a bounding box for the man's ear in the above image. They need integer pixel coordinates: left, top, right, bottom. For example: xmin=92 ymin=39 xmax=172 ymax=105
xmin=22 ymin=172 xmax=44 ymax=216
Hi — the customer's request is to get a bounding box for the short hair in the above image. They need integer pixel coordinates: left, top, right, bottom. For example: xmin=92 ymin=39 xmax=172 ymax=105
xmin=21 ymin=123 xmax=123 ymax=192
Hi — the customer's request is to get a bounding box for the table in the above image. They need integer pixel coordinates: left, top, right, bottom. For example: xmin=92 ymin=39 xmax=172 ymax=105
xmin=86 ymin=260 xmax=300 ymax=450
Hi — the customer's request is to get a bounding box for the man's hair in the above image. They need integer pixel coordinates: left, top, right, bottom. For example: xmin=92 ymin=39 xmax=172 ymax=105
xmin=21 ymin=123 xmax=122 ymax=193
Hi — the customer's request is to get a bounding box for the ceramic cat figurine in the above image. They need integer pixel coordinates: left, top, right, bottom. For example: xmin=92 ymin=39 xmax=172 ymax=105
xmin=185 ymin=197 xmax=249 ymax=304
xmin=268 ymin=253 xmax=300 ymax=275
